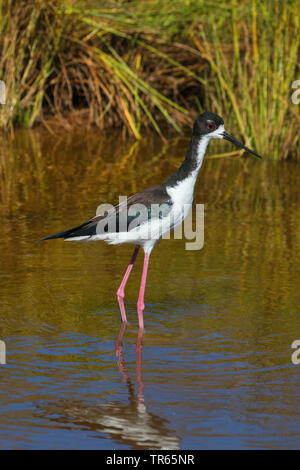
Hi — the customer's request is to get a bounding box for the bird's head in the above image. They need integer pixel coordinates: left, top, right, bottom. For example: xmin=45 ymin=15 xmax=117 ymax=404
xmin=193 ymin=112 xmax=262 ymax=159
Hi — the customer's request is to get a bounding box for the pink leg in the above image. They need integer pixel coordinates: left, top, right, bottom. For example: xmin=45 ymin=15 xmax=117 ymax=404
xmin=117 ymin=245 xmax=140 ymax=322
xmin=115 ymin=323 xmax=128 ymax=382
xmin=137 ymin=253 xmax=150 ymax=330
xmin=136 ymin=328 xmax=144 ymax=403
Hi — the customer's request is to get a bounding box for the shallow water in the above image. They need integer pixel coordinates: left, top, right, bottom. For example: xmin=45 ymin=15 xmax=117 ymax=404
xmin=0 ymin=128 xmax=300 ymax=449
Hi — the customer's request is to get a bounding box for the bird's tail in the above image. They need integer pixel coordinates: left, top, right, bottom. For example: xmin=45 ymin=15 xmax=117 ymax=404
xmin=39 ymin=227 xmax=78 ymax=241
xmin=39 ymin=218 xmax=98 ymax=242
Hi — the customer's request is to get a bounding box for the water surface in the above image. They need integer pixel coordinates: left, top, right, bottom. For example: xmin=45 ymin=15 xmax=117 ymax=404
xmin=0 ymin=128 xmax=300 ymax=449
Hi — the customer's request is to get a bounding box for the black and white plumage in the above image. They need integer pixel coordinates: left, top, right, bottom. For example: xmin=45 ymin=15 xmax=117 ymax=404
xmin=41 ymin=112 xmax=262 ymax=329
xmin=41 ymin=184 xmax=173 ymax=254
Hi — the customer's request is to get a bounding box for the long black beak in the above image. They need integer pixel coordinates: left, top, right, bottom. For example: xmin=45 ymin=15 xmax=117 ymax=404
xmin=222 ymin=132 xmax=262 ymax=159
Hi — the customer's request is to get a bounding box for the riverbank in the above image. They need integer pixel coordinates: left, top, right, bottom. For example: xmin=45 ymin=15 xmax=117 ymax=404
xmin=0 ymin=0 xmax=299 ymax=159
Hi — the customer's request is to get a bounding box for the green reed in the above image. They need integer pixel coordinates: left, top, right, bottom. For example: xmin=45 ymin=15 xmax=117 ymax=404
xmin=0 ymin=0 xmax=299 ymax=159
xmin=189 ymin=0 xmax=300 ymax=159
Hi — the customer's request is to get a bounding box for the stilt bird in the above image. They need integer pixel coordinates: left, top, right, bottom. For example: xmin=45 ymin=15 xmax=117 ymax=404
xmin=41 ymin=112 xmax=262 ymax=329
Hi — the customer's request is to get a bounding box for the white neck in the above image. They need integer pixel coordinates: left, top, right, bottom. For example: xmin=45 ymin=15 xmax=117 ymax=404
xmin=166 ymin=138 xmax=210 ymax=206
xmin=194 ymin=136 xmax=210 ymax=172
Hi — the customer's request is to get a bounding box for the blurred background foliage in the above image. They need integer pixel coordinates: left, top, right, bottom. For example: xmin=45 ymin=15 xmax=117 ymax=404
xmin=0 ymin=0 xmax=299 ymax=159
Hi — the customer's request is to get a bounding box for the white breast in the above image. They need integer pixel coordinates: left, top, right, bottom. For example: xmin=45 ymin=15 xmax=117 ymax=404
xmin=166 ymin=172 xmax=197 ymax=230
xmin=165 ymin=136 xmax=209 ymax=228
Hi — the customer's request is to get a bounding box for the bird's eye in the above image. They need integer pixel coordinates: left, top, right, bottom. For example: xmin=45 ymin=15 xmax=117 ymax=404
xmin=207 ymin=121 xmax=216 ymax=130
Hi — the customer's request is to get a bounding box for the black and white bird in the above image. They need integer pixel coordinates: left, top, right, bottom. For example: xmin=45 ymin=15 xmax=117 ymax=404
xmin=41 ymin=112 xmax=262 ymax=329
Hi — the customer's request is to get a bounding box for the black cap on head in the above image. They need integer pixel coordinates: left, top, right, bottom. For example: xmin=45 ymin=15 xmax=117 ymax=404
xmin=193 ymin=112 xmax=224 ymax=137
xmin=192 ymin=111 xmax=262 ymax=159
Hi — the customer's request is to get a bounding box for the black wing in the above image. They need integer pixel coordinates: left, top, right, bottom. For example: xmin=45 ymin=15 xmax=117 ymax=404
xmin=40 ymin=185 xmax=172 ymax=241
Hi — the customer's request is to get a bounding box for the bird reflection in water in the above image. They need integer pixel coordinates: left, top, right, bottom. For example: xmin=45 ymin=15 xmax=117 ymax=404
xmin=115 ymin=322 xmax=144 ymax=405
xmin=37 ymin=323 xmax=180 ymax=450
xmin=109 ymin=321 xmax=180 ymax=449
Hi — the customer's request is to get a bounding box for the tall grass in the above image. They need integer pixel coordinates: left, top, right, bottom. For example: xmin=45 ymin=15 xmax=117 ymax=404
xmin=0 ymin=0 xmax=299 ymax=159
xmin=190 ymin=0 xmax=300 ymax=160
xmin=0 ymin=0 xmax=206 ymax=136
